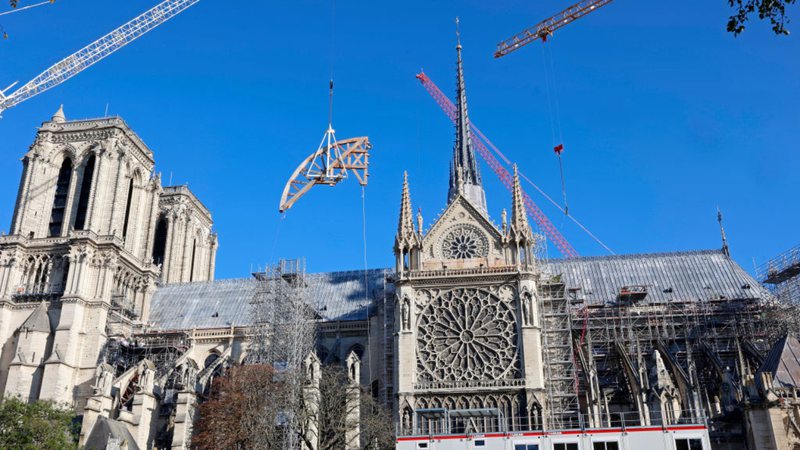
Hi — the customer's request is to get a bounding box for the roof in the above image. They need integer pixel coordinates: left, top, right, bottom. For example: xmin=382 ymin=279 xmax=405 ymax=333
xmin=148 ymin=250 xmax=766 ymax=330
xmin=148 ymin=269 xmax=392 ymax=330
xmin=83 ymin=416 xmax=140 ymax=450
xmin=758 ymin=334 xmax=800 ymax=391
xmin=543 ymin=249 xmax=769 ymax=305
xmin=19 ymin=302 xmax=52 ymax=333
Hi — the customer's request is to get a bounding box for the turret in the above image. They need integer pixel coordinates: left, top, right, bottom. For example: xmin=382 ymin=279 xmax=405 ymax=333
xmin=505 ymin=165 xmax=535 ymax=268
xmin=394 ymin=172 xmax=421 ymax=275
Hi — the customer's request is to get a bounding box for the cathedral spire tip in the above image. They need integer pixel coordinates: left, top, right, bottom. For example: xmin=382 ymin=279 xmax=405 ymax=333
xmin=447 ymin=22 xmax=487 ymax=213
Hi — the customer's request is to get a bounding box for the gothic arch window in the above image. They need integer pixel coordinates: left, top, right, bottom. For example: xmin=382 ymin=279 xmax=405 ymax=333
xmin=348 ymin=344 xmax=365 ymax=359
xmin=72 ymin=154 xmax=95 ymax=230
xmin=152 ymin=215 xmax=168 ymax=266
xmin=189 ymin=239 xmax=197 ymax=282
xmin=204 ymin=352 xmax=219 ymax=369
xmin=417 ymin=288 xmax=519 ymax=382
xmin=121 ymin=178 xmax=135 ymax=241
xmin=59 ymin=258 xmax=69 ymax=293
xmin=48 ymin=157 xmax=73 ymax=237
xmin=439 ymin=224 xmax=489 ymax=260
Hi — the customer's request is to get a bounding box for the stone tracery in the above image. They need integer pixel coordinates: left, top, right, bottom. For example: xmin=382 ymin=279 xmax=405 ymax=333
xmin=439 ymin=224 xmax=488 ymax=260
xmin=417 ymin=288 xmax=519 ymax=382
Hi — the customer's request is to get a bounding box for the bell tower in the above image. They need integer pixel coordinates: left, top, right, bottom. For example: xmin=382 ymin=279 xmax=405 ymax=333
xmin=0 ymin=107 xmax=216 ymax=409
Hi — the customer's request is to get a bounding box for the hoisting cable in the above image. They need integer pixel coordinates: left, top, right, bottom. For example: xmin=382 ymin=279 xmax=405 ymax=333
xmin=470 ymin=123 xmax=615 ymax=255
xmin=269 ymin=211 xmax=287 ymax=264
xmin=540 ymin=37 xmax=570 ymax=217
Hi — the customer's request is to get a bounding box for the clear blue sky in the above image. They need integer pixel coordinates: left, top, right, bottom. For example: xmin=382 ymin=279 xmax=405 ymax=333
xmin=0 ymin=1 xmax=797 ymax=278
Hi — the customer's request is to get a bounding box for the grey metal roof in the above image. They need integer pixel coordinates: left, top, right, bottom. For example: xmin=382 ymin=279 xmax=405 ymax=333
xmin=148 ymin=250 xmax=766 ymax=330
xmin=543 ymin=249 xmax=769 ymax=305
xmin=758 ymin=334 xmax=800 ymax=391
xmin=148 ymin=269 xmax=393 ymax=331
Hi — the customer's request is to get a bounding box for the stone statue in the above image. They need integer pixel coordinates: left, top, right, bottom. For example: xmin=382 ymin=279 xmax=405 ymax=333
xmin=94 ymin=364 xmax=114 ymax=397
xmin=522 ymin=293 xmax=531 ymax=325
xmin=402 ymin=297 xmax=411 ymax=330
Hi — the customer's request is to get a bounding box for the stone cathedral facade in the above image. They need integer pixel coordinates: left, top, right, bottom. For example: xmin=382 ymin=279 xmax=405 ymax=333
xmin=0 ymin=42 xmax=799 ymax=450
xmin=393 ymin=41 xmax=547 ymax=433
xmin=0 ymin=107 xmax=217 ymax=410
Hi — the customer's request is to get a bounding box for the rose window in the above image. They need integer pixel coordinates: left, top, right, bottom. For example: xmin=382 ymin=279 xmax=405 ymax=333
xmin=440 ymin=225 xmax=488 ymax=260
xmin=417 ymin=288 xmax=518 ymax=382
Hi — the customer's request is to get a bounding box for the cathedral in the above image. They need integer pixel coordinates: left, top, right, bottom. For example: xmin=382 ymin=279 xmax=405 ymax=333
xmin=1 ymin=43 xmax=799 ymax=450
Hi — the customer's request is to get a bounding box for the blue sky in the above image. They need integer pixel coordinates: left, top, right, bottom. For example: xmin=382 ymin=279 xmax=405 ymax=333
xmin=0 ymin=1 xmax=797 ymax=278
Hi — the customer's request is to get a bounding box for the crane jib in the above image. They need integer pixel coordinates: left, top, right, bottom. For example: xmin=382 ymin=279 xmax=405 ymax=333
xmin=0 ymin=0 xmax=200 ymax=115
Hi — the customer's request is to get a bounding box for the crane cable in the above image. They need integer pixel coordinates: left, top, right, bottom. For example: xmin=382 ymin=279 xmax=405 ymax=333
xmin=540 ymin=37 xmax=570 ymax=217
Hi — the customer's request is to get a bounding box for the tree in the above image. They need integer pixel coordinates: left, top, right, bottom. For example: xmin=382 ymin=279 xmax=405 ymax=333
xmin=728 ymin=0 xmax=797 ymax=35
xmin=0 ymin=397 xmax=79 ymax=450
xmin=314 ymin=366 xmax=395 ymax=450
xmin=192 ymin=364 xmax=287 ymax=450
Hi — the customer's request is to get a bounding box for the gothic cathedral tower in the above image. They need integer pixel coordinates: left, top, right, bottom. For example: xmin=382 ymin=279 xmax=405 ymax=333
xmin=0 ymin=108 xmax=216 ymax=410
xmin=393 ymin=40 xmax=546 ymax=433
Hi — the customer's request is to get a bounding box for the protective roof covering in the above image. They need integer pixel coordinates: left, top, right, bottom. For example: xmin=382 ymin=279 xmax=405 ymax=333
xmin=543 ymin=249 xmax=768 ymax=305
xmin=757 ymin=334 xmax=800 ymax=391
xmin=148 ymin=269 xmax=392 ymax=330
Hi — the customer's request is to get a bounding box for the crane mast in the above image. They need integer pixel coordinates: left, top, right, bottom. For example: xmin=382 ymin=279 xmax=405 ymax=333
xmin=494 ymin=0 xmax=612 ymax=58
xmin=0 ymin=0 xmax=199 ymax=116
xmin=416 ymin=72 xmax=579 ymax=259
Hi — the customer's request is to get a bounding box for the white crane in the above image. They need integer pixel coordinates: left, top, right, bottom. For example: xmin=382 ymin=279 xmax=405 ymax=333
xmin=0 ymin=0 xmax=199 ymax=116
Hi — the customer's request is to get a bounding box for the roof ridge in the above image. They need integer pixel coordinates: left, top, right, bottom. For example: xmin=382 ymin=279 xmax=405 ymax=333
xmin=544 ymin=248 xmax=726 ymax=263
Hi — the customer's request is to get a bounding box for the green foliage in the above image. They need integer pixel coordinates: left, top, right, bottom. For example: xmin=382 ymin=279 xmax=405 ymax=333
xmin=728 ymin=0 xmax=797 ymax=35
xmin=0 ymin=397 xmax=79 ymax=450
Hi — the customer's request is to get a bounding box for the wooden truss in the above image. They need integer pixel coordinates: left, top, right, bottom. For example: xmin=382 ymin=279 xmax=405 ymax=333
xmin=279 ymin=136 xmax=371 ymax=213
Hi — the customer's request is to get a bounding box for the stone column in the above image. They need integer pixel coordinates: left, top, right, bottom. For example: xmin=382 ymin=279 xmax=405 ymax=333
xmin=11 ymin=156 xmax=34 ymax=234
xmin=130 ymin=364 xmax=158 ymax=448
xmin=302 ymin=353 xmax=321 ymax=450
xmin=79 ymin=364 xmax=115 ymax=447
xmin=171 ymin=390 xmax=198 ymax=450
xmin=345 ymin=351 xmax=361 ymax=450
xmin=108 ymin=152 xmax=126 ymax=236
xmin=85 ymin=148 xmax=106 ymax=233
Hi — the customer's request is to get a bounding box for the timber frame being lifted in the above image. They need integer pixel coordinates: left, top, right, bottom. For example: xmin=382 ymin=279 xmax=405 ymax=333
xmin=279 ymin=134 xmax=371 ymax=213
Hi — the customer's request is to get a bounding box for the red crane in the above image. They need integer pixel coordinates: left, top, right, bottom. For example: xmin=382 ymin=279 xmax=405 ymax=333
xmin=494 ymin=0 xmax=613 ymax=58
xmin=416 ymin=72 xmax=579 ymax=259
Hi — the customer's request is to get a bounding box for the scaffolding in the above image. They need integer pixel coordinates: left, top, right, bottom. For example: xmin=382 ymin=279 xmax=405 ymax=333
xmin=101 ymin=331 xmax=191 ymax=379
xmin=539 ymin=278 xmax=580 ymax=429
xmin=570 ymin=297 xmax=772 ymax=443
xmin=759 ymin=243 xmax=800 ymax=305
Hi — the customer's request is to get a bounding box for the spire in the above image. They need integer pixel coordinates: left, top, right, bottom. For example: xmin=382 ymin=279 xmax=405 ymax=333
xmin=397 ymin=172 xmax=415 ymax=242
xmin=447 ymin=18 xmax=487 ymax=213
xmin=717 ymin=207 xmax=730 ymax=257
xmin=51 ymin=104 xmax=65 ymax=123
xmin=510 ymin=165 xmax=531 ymax=236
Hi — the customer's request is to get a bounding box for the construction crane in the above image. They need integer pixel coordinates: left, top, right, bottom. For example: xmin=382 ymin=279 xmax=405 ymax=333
xmin=416 ymin=72 xmax=579 ymax=259
xmin=494 ymin=0 xmax=612 ymax=58
xmin=0 ymin=0 xmax=199 ymax=116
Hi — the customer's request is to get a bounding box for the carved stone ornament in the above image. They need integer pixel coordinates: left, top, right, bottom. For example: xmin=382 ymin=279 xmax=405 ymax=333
xmin=417 ymin=288 xmax=519 ymax=382
xmin=439 ymin=224 xmax=489 ymax=260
